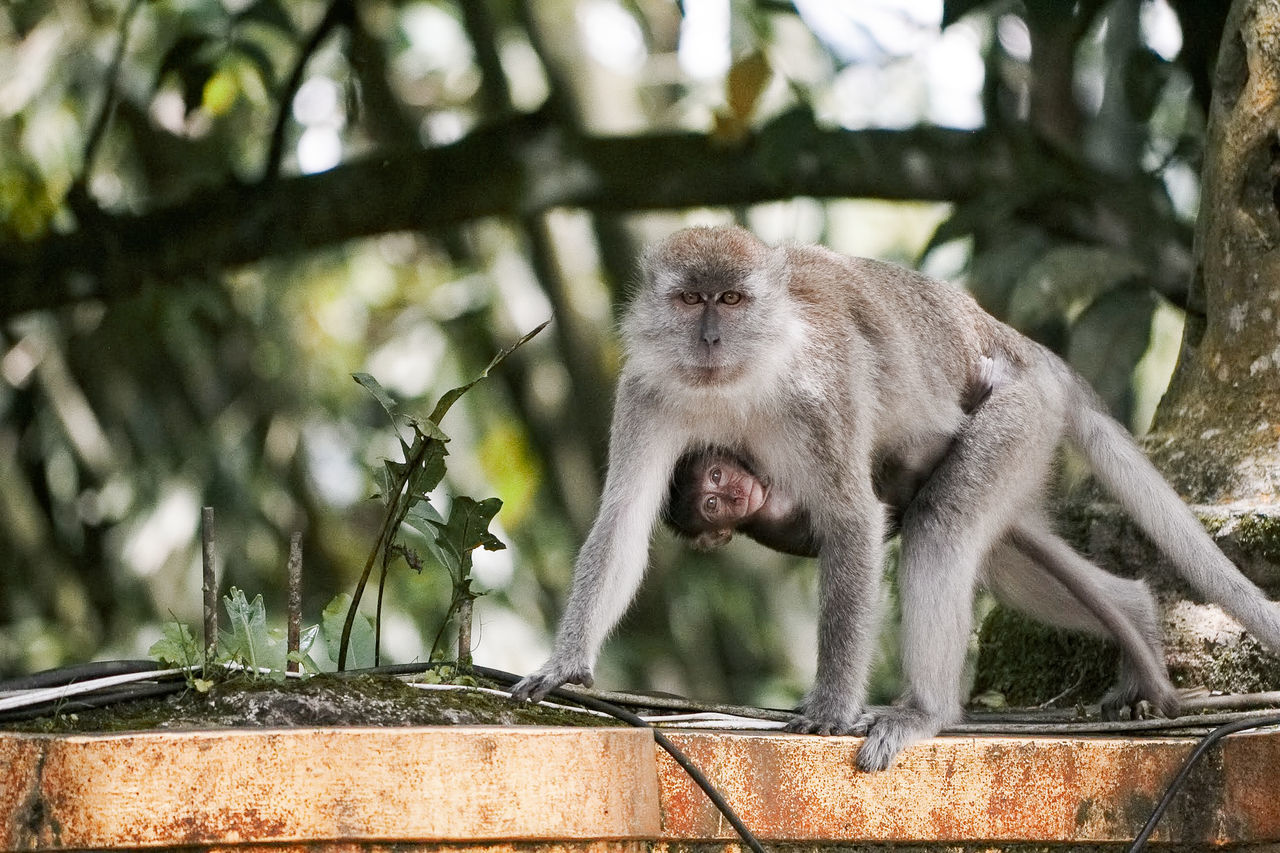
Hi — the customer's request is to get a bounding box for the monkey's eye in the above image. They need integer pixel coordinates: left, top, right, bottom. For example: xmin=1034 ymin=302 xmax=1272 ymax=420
xmin=703 ymin=495 xmax=719 ymax=516
xmin=719 ymin=291 xmax=743 ymax=305
xmin=709 ymin=467 xmax=722 ymax=485
xmin=679 ymin=292 xmax=702 ymax=306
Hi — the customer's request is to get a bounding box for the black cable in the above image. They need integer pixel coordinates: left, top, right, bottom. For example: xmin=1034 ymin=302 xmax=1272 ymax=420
xmin=472 ymin=665 xmax=769 ymax=853
xmin=1128 ymin=712 xmax=1280 ymax=852
xmin=0 ymin=659 xmax=161 ymax=691
xmin=0 ymin=681 xmax=185 ymax=723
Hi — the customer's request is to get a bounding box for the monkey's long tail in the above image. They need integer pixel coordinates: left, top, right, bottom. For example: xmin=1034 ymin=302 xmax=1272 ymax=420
xmin=1065 ymin=389 xmax=1280 ymax=652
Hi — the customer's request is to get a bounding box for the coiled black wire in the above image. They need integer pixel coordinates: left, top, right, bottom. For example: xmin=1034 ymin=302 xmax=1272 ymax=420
xmin=0 ymin=659 xmax=161 ymax=691
xmin=0 ymin=660 xmax=185 ymax=723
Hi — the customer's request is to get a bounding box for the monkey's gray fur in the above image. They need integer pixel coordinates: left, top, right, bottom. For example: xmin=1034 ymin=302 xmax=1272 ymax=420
xmin=512 ymin=225 xmax=1280 ymax=771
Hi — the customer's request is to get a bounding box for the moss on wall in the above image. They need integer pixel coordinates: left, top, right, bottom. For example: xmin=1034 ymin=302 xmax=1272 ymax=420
xmin=972 ymin=607 xmax=1119 ymax=708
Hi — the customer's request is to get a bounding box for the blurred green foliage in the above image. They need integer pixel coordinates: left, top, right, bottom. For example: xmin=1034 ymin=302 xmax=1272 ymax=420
xmin=0 ymin=0 xmax=1220 ymax=709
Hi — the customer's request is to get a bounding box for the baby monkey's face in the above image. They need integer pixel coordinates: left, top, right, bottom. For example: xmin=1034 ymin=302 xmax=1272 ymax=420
xmin=692 ymin=455 xmax=769 ymax=528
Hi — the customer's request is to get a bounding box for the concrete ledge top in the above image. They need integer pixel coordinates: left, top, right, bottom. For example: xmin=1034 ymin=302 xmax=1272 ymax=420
xmin=3 ymin=725 xmax=1279 ymax=849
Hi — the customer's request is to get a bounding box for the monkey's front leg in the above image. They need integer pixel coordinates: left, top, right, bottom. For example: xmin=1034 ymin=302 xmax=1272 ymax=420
xmin=785 ymin=502 xmax=885 ymax=736
xmin=512 ymin=383 xmax=684 ymax=702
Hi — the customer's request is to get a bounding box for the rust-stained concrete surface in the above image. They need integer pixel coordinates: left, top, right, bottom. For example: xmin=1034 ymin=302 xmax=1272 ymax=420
xmin=0 ymin=727 xmax=660 ymax=849
xmin=2 ymin=725 xmax=1279 ymax=850
xmin=657 ymin=730 xmax=1280 ymax=845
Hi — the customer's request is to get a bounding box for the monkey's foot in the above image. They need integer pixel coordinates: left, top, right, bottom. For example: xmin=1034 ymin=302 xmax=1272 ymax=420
xmin=509 ymin=661 xmax=594 ymax=702
xmin=854 ymin=707 xmax=945 ymax=772
xmin=1100 ymin=680 xmax=1180 ymax=721
xmin=784 ymin=703 xmax=874 ymax=737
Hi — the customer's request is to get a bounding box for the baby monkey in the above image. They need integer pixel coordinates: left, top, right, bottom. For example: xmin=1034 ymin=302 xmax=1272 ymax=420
xmin=664 ymin=449 xmax=814 ymax=555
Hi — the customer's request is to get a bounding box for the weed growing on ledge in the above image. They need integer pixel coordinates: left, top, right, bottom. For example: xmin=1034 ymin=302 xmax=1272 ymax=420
xmin=339 ymin=320 xmax=547 ymax=669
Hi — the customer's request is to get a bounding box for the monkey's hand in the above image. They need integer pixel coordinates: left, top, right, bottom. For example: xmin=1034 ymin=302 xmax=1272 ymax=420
xmin=509 ymin=660 xmax=594 ymax=702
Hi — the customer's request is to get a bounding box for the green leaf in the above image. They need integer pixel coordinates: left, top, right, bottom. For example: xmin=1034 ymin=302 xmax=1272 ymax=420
xmin=287 ymin=651 xmax=322 ymax=675
xmin=156 ymin=33 xmax=216 ymax=84
xmin=322 ymin=594 xmax=376 ymax=669
xmin=402 ymin=501 xmax=455 ymax=573
xmin=428 ymin=497 xmax=506 ymax=579
xmin=234 ymin=0 xmax=297 ymax=36
xmin=1067 ymin=285 xmax=1158 ymax=423
xmin=149 ymin=621 xmax=201 ymax=669
xmin=385 ymin=457 xmax=409 ymax=485
xmin=1124 ymin=47 xmax=1173 ymax=123
xmin=407 ymin=437 xmax=449 ymax=498
xmin=371 ymin=461 xmax=395 ymax=504
xmin=227 ymin=36 xmax=277 ymax=90
xmin=298 ymin=622 xmax=319 ymax=655
xmin=407 ymin=415 xmax=450 ymax=443
xmin=427 ymin=321 xmax=549 ymax=424
xmin=218 ymin=587 xmax=280 ymax=672
xmin=1007 ymin=246 xmax=1145 ymax=332
xmin=964 ymin=227 xmax=1052 ymax=318
xmin=922 ymin=193 xmax=1019 ymax=260
xmin=155 ymin=33 xmax=220 ymax=116
xmin=353 ymin=372 xmax=400 ymax=424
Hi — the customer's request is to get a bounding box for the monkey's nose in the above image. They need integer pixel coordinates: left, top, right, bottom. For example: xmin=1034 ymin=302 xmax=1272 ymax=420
xmin=700 ymin=307 xmax=721 ymax=346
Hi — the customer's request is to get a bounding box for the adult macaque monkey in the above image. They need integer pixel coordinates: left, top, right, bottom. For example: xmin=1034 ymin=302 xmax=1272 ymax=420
xmin=512 ymin=225 xmax=1280 ymax=771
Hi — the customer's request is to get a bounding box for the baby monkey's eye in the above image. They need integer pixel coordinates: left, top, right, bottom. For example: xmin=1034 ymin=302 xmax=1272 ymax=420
xmin=709 ymin=467 xmax=722 ymax=485
xmin=719 ymin=291 xmax=743 ymax=305
xmin=703 ymin=495 xmax=719 ymax=516
xmin=680 ymin=292 xmax=702 ymax=306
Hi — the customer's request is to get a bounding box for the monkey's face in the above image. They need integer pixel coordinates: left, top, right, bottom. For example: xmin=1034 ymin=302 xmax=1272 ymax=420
xmin=693 ymin=456 xmax=768 ymax=528
xmin=623 ymin=226 xmax=795 ymax=390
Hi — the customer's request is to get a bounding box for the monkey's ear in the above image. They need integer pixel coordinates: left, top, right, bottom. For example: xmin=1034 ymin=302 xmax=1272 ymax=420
xmin=692 ymin=528 xmax=734 ymax=551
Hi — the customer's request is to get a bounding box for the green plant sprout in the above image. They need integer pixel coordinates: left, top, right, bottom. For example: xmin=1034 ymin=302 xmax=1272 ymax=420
xmin=338 ymin=321 xmax=548 ymax=670
xmin=149 ymin=619 xmax=215 ymax=691
xmin=149 ymin=323 xmax=547 ymax=681
xmin=151 ymin=586 xmax=345 ymax=685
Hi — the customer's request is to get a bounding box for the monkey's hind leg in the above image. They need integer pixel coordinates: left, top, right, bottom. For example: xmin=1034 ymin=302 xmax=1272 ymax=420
xmin=856 ymin=372 xmax=1064 ymax=772
xmin=989 ymin=525 xmax=1176 ymax=718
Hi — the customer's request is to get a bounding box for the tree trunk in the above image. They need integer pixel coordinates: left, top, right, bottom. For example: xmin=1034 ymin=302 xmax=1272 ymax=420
xmin=977 ymin=0 xmax=1280 ymax=706
xmin=1134 ymin=0 xmax=1280 ymax=691
xmin=1146 ymin=0 xmax=1280 ymax=507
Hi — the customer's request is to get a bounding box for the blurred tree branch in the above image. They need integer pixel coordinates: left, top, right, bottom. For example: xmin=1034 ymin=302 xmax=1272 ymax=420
xmin=262 ymin=0 xmax=356 ymax=184
xmin=1 ymin=109 xmax=1186 ymax=319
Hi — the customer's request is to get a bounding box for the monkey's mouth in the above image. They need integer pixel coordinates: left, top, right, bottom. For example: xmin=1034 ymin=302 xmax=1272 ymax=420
xmin=682 ymin=360 xmax=746 ymax=386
